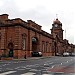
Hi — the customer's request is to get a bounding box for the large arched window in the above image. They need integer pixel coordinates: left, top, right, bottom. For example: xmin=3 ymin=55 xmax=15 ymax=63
xmin=22 ymin=33 xmax=26 ymax=50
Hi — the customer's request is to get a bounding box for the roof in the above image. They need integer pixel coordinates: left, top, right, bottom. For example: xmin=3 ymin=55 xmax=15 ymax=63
xmin=53 ymin=18 xmax=62 ymax=24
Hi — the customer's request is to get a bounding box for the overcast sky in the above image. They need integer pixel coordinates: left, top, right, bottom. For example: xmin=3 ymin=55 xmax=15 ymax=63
xmin=0 ymin=0 xmax=75 ymax=44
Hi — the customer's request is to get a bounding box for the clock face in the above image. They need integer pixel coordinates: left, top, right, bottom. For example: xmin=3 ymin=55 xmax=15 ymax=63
xmin=55 ymin=24 xmax=58 ymax=27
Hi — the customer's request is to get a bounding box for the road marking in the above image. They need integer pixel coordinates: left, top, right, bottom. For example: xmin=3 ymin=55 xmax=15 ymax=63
xmin=29 ymin=69 xmax=38 ymax=71
xmin=3 ymin=64 xmax=7 ymax=66
xmin=21 ymin=72 xmax=36 ymax=75
xmin=25 ymin=67 xmax=31 ymax=69
xmin=49 ymin=62 xmax=53 ymax=64
xmin=26 ymin=65 xmax=34 ymax=67
xmin=42 ymin=74 xmax=53 ymax=75
xmin=15 ymin=67 xmax=20 ymax=69
xmin=61 ymin=63 xmax=62 ymax=65
xmin=51 ymin=65 xmax=55 ymax=69
xmin=0 ymin=71 xmax=16 ymax=75
xmin=55 ymin=72 xmax=64 ymax=73
xmin=6 ymin=68 xmax=13 ymax=70
xmin=17 ymin=69 xmax=25 ymax=70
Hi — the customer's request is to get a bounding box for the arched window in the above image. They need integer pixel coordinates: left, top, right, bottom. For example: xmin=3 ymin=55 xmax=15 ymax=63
xmin=8 ymin=42 xmax=14 ymax=49
xmin=22 ymin=33 xmax=26 ymax=50
xmin=46 ymin=42 xmax=48 ymax=52
xmin=42 ymin=41 xmax=45 ymax=52
xmin=32 ymin=37 xmax=37 ymax=44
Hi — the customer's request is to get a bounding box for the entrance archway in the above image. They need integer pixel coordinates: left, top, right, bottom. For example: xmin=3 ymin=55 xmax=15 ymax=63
xmin=8 ymin=42 xmax=14 ymax=57
xmin=32 ymin=37 xmax=38 ymax=52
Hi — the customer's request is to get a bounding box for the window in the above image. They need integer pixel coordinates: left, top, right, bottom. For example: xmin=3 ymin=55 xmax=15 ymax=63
xmin=46 ymin=42 xmax=48 ymax=52
xmin=42 ymin=41 xmax=45 ymax=52
xmin=22 ymin=38 xmax=26 ymax=50
xmin=49 ymin=43 xmax=52 ymax=52
xmin=22 ymin=33 xmax=26 ymax=50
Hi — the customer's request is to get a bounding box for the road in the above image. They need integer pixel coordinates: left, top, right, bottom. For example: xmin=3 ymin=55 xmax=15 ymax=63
xmin=0 ymin=56 xmax=75 ymax=75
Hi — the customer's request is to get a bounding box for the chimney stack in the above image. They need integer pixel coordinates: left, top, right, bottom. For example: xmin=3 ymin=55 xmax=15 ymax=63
xmin=0 ymin=14 xmax=9 ymax=21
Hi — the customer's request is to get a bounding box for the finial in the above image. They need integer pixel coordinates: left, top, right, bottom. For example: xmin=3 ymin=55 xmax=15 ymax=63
xmin=56 ymin=14 xmax=58 ymax=19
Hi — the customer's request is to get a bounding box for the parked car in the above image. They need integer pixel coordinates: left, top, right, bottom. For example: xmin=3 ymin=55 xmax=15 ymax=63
xmin=71 ymin=53 xmax=75 ymax=56
xmin=63 ymin=52 xmax=70 ymax=56
xmin=56 ymin=53 xmax=61 ymax=56
xmin=31 ymin=51 xmax=42 ymax=57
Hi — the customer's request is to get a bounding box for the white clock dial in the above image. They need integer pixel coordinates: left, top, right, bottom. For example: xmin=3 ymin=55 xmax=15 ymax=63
xmin=55 ymin=24 xmax=58 ymax=27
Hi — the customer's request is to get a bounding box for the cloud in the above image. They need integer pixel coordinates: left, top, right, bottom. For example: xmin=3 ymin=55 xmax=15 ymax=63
xmin=0 ymin=0 xmax=3 ymax=6
xmin=0 ymin=0 xmax=75 ymax=44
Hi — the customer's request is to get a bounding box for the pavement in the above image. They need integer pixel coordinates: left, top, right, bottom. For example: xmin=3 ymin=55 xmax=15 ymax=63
xmin=0 ymin=56 xmax=55 ymax=61
xmin=13 ymin=56 xmax=52 ymax=61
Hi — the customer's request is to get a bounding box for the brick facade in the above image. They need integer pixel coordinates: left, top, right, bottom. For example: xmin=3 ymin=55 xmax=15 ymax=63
xmin=0 ymin=14 xmax=54 ymax=59
xmin=0 ymin=14 xmax=75 ymax=59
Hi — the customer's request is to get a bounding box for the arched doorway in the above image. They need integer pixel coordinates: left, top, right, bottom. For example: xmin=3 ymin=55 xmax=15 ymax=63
xmin=32 ymin=37 xmax=38 ymax=52
xmin=8 ymin=42 xmax=14 ymax=57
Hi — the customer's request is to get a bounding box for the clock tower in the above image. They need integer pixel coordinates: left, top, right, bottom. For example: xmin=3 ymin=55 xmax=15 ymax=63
xmin=51 ymin=18 xmax=64 ymax=40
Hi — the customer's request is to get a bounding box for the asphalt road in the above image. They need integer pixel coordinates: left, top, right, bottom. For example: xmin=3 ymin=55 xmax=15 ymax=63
xmin=0 ymin=56 xmax=75 ymax=75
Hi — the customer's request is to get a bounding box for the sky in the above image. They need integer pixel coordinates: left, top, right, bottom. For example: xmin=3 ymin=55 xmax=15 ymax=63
xmin=0 ymin=0 xmax=75 ymax=44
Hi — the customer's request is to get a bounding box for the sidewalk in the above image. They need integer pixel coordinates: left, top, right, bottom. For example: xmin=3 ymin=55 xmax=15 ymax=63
xmin=0 ymin=56 xmax=54 ymax=61
xmin=13 ymin=56 xmax=52 ymax=61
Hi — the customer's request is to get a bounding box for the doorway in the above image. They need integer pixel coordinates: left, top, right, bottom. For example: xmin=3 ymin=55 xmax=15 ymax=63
xmin=32 ymin=37 xmax=38 ymax=52
xmin=8 ymin=42 xmax=14 ymax=57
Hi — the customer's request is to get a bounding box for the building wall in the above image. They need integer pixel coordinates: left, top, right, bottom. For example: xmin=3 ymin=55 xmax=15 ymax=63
xmin=0 ymin=14 xmax=75 ymax=59
xmin=0 ymin=25 xmax=53 ymax=58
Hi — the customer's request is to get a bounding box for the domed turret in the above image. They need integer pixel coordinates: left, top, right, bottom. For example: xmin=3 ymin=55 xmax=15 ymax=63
xmin=53 ymin=18 xmax=62 ymax=24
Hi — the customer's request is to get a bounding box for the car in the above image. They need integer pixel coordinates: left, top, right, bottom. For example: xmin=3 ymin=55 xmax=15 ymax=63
xmin=63 ymin=52 xmax=70 ymax=56
xmin=56 ymin=53 xmax=61 ymax=56
xmin=31 ymin=51 xmax=42 ymax=57
xmin=71 ymin=53 xmax=75 ymax=56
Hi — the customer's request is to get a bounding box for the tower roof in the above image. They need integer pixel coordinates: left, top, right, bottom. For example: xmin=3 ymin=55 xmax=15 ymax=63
xmin=53 ymin=18 xmax=62 ymax=24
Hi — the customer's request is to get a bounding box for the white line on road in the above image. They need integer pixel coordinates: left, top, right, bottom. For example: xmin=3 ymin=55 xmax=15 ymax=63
xmin=21 ymin=72 xmax=36 ymax=75
xmin=0 ymin=71 xmax=16 ymax=75
xmin=49 ymin=62 xmax=53 ymax=64
xmin=51 ymin=65 xmax=55 ymax=69
xmin=55 ymin=72 xmax=64 ymax=73
xmin=29 ymin=69 xmax=38 ymax=71
xmin=17 ymin=69 xmax=25 ymax=70
xmin=43 ymin=74 xmax=53 ymax=75
xmin=15 ymin=67 xmax=20 ymax=69
xmin=61 ymin=63 xmax=63 ymax=65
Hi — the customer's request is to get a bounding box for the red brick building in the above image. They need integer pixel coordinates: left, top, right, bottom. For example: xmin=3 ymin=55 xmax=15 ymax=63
xmin=51 ymin=18 xmax=64 ymax=55
xmin=0 ymin=14 xmax=54 ymax=59
xmin=0 ymin=14 xmax=75 ymax=59
xmin=51 ymin=19 xmax=75 ymax=55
